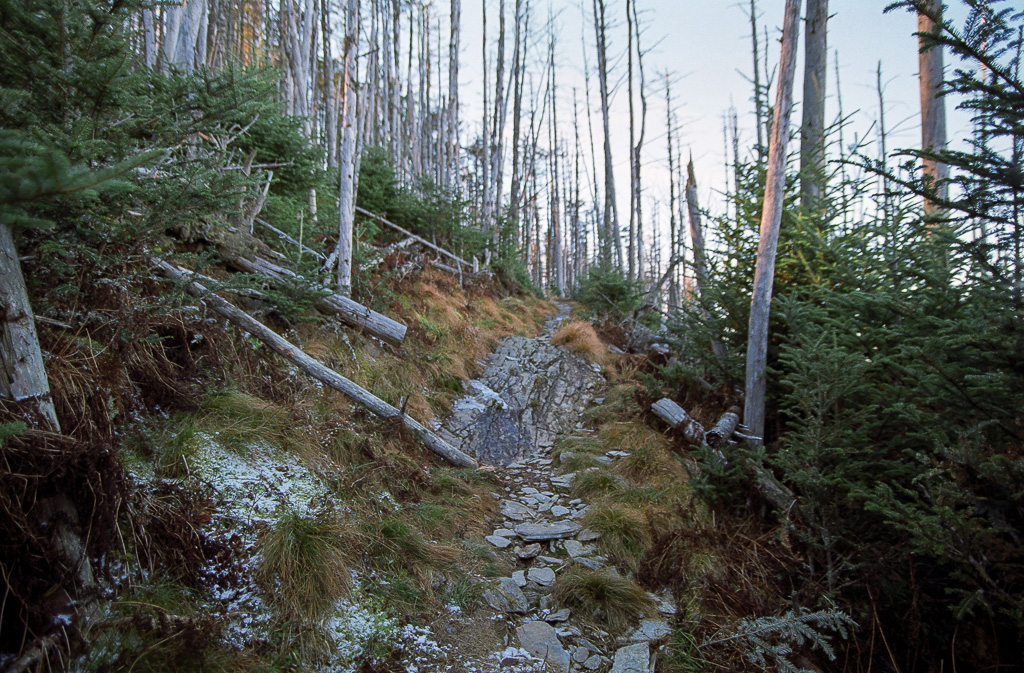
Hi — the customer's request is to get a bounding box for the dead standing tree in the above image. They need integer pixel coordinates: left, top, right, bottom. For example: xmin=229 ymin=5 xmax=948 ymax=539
xmin=743 ymin=0 xmax=802 ymax=448
xmin=917 ymin=0 xmax=949 ymax=215
xmin=592 ymin=0 xmax=621 ymax=270
xmin=800 ymin=0 xmax=828 ymax=211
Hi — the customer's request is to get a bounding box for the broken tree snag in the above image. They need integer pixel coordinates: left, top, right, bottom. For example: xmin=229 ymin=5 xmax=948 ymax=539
xmin=706 ymin=406 xmax=741 ymax=448
xmin=227 ymin=255 xmax=407 ymax=347
xmin=651 ymin=398 xmax=706 ymax=445
xmin=154 ymin=260 xmax=477 ymax=469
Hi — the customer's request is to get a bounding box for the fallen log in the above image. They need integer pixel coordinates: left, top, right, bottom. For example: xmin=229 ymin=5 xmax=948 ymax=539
xmin=254 ymin=217 xmax=326 ymax=262
xmin=651 ymin=397 xmax=795 ymax=514
xmin=228 ymin=255 xmax=407 ymax=347
xmin=355 ymin=206 xmax=473 ymax=271
xmin=706 ymin=406 xmax=741 ymax=448
xmin=154 ymin=260 xmax=477 ymax=469
xmin=651 ymin=398 xmax=706 ymax=445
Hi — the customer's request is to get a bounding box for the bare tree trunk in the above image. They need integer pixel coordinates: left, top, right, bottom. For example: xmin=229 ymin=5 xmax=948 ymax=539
xmin=548 ymin=22 xmax=565 ymax=296
xmin=322 ymin=0 xmax=338 ymax=167
xmin=630 ymin=0 xmax=647 ymax=281
xmin=593 ymin=0 xmax=620 ymax=270
xmin=665 ymin=75 xmax=681 ymax=308
xmin=685 ymin=158 xmax=710 ymax=297
xmin=918 ymin=0 xmax=948 ymax=214
xmin=800 ymin=0 xmax=828 ymax=210
xmin=488 ymin=0 xmax=509 ymax=260
xmin=749 ymin=0 xmax=765 ymax=159
xmin=626 ymin=0 xmax=637 ymax=280
xmin=743 ymin=0 xmax=802 ymax=448
xmin=446 ymin=0 xmax=461 ymax=188
xmin=507 ymin=0 xmax=527 ymax=254
xmin=481 ymin=0 xmax=491 ymax=245
xmin=335 ymin=0 xmax=361 ymax=295
xmin=0 ymin=224 xmax=60 ymax=432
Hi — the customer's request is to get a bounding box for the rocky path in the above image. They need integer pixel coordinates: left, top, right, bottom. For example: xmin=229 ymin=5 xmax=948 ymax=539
xmin=439 ymin=304 xmax=674 ymax=673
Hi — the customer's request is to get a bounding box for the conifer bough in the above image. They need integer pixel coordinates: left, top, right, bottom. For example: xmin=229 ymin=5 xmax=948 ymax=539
xmin=154 ymin=259 xmax=478 ymax=469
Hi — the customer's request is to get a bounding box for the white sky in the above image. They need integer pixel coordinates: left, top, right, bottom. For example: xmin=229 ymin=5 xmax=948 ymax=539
xmin=449 ymin=0 xmax=993 ymax=263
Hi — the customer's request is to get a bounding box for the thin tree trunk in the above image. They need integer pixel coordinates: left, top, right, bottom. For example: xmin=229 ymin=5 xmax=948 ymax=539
xmin=800 ymin=0 xmax=828 ymax=210
xmin=665 ymin=75 xmax=680 ymax=308
xmin=446 ymin=0 xmax=461 ymax=188
xmin=549 ymin=23 xmax=565 ymax=296
xmin=918 ymin=0 xmax=948 ymax=214
xmin=322 ymin=0 xmax=338 ymax=167
xmin=593 ymin=0 xmax=620 ymax=271
xmin=507 ymin=0 xmax=527 ymax=254
xmin=631 ymin=0 xmax=647 ymax=282
xmin=489 ymin=0 xmax=509 ymax=258
xmin=749 ymin=0 xmax=765 ymax=159
xmin=336 ymin=0 xmax=361 ymax=295
xmin=743 ymin=0 xmax=802 ymax=448
xmin=626 ymin=0 xmax=637 ymax=280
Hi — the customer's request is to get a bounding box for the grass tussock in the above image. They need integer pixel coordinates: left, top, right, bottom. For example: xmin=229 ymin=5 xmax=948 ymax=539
xmin=551 ymin=320 xmax=608 ymax=364
xmin=257 ymin=509 xmax=353 ymax=619
xmin=582 ymin=503 xmax=653 ymax=570
xmin=553 ymin=567 xmax=657 ymax=632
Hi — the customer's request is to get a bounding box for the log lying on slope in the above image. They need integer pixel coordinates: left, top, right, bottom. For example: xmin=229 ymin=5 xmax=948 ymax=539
xmin=154 ymin=259 xmax=477 ymax=469
xmin=651 ymin=398 xmax=706 ymax=445
xmin=228 ymin=255 xmax=407 ymax=347
xmin=651 ymin=397 xmax=795 ymax=513
xmin=354 ymin=206 xmax=474 ymax=271
xmin=706 ymin=406 xmax=741 ymax=448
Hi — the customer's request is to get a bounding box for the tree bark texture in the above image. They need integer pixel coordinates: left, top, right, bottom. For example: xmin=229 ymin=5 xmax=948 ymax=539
xmin=651 ymin=398 xmax=705 ymax=446
xmin=155 ymin=260 xmax=477 ymax=468
xmin=706 ymin=406 xmax=741 ymax=448
xmin=918 ymin=0 xmax=948 ymax=213
xmin=800 ymin=0 xmax=828 ymax=209
xmin=0 ymin=223 xmax=60 ymax=432
xmin=743 ymin=0 xmax=802 ymax=448
xmin=336 ymin=0 xmax=361 ymax=295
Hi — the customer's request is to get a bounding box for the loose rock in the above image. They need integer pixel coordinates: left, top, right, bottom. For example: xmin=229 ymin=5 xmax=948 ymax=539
xmin=516 ymin=621 xmax=571 ymax=673
xmin=515 ymin=521 xmax=581 ymax=542
xmin=609 ymin=643 xmax=652 ymax=673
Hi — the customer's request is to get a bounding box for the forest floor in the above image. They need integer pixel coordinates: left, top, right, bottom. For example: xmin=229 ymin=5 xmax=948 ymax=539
xmin=11 ymin=261 xmax=698 ymax=673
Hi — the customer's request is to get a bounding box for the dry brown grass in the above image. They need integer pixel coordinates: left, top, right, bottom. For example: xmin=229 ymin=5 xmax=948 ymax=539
xmin=257 ymin=509 xmax=354 ymax=619
xmin=551 ymin=320 xmax=609 ymax=364
xmin=552 ymin=567 xmax=657 ymax=632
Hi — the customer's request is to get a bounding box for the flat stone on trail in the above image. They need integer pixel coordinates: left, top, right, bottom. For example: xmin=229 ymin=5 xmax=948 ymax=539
xmin=515 ymin=521 xmax=581 ymax=542
xmin=502 ymin=501 xmax=534 ymax=521
xmin=549 ymin=505 xmax=571 ymax=517
xmin=517 ymin=543 xmax=542 ymax=560
xmin=486 ymin=535 xmax=512 ymax=548
xmin=577 ymin=528 xmax=600 ymax=542
xmin=494 ymin=528 xmax=517 ymax=538
xmin=628 ymin=619 xmax=672 ymax=642
xmin=584 ymin=654 xmax=604 ymax=671
xmin=527 ymin=567 xmax=557 ymax=586
xmin=516 ymin=621 xmax=571 ymax=673
xmin=512 ymin=570 xmax=528 ymax=587
xmin=609 ymin=643 xmax=652 ymax=673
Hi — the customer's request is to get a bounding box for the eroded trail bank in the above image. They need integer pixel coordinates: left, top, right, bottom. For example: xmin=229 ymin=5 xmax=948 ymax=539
xmin=439 ymin=304 xmax=604 ymax=466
